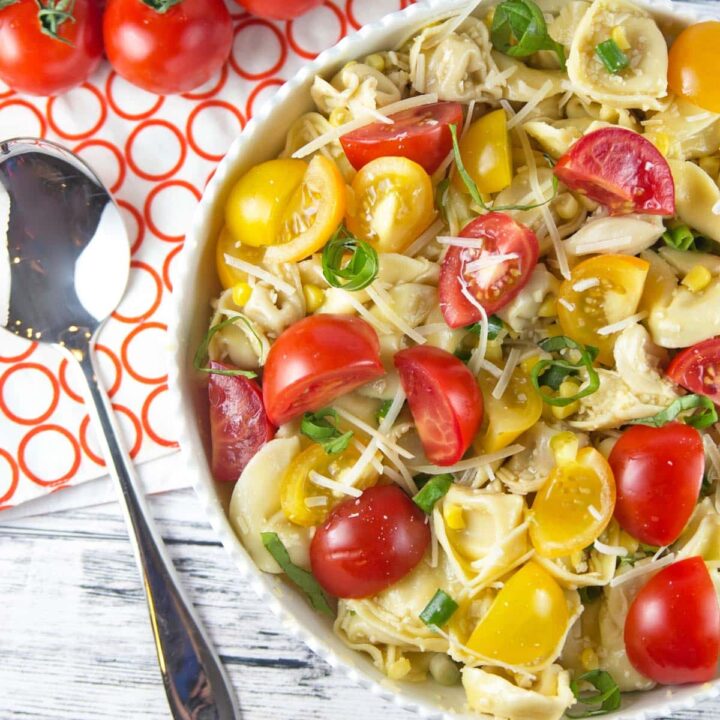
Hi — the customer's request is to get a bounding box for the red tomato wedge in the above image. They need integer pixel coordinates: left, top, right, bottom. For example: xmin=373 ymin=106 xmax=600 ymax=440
xmin=310 ymin=485 xmax=430 ymax=598
xmin=609 ymin=423 xmax=704 ymax=546
xmin=262 ymin=314 xmax=385 ymax=426
xmin=340 ymin=102 xmax=463 ymax=175
xmin=438 ymin=213 xmax=539 ymax=328
xmin=625 ymin=557 xmax=720 ymax=684
xmin=667 ymin=338 xmax=720 ymax=405
xmin=554 ymin=127 xmax=675 ymax=216
xmin=208 ymin=363 xmax=276 ymax=483
xmin=394 ymin=346 xmax=483 ymax=466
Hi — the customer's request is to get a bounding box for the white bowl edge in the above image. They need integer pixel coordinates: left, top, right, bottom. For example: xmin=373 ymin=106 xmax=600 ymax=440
xmin=166 ymin=2 xmax=720 ymax=718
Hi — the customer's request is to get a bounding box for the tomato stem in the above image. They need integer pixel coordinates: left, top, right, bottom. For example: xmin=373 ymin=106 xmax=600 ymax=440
xmin=140 ymin=0 xmax=183 ymax=13
xmin=35 ymin=0 xmax=76 ymax=47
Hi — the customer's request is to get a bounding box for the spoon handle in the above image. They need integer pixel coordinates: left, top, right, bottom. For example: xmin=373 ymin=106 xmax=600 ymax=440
xmin=70 ymin=344 xmax=240 ymax=720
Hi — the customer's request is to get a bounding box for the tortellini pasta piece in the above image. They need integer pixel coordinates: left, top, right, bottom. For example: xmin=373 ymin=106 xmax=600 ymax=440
xmin=567 ymin=0 xmax=668 ymax=111
xmin=229 ymin=437 xmax=312 ymax=573
xmin=644 ymin=99 xmax=720 ymax=160
xmin=498 ymin=263 xmax=557 ymax=332
xmin=613 ymin=323 xmax=670 ymax=397
xmin=547 ymin=1 xmax=590 ymax=49
xmin=433 ymin=487 xmax=531 ymax=588
xmin=377 ymin=253 xmax=440 ymax=285
xmin=370 ymin=283 xmax=437 ymax=329
xmin=659 ymin=246 xmax=720 ymax=277
xmin=422 ymin=306 xmax=465 ymax=355
xmin=669 ymin=159 xmax=720 ymax=243
xmin=493 ymin=53 xmax=566 ymax=103
xmin=462 ymin=665 xmax=575 ymax=720
xmin=563 ymin=214 xmax=665 ymax=256
xmin=242 ymin=264 xmax=306 ymax=338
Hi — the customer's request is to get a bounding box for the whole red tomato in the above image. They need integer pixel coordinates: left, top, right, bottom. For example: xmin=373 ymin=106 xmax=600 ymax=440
xmin=0 ymin=0 xmax=102 ymax=96
xmin=625 ymin=557 xmax=720 ymax=684
xmin=310 ymin=485 xmax=430 ymax=598
xmin=103 ymin=0 xmax=233 ymax=95
xmin=234 ymin=0 xmax=323 ymax=20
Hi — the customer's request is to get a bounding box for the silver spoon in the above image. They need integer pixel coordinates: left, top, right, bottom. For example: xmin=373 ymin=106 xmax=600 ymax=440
xmin=0 ymin=138 xmax=239 ymax=720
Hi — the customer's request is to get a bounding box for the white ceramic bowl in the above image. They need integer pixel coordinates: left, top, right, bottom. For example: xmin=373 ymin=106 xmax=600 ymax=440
xmin=168 ymin=1 xmax=720 ymax=717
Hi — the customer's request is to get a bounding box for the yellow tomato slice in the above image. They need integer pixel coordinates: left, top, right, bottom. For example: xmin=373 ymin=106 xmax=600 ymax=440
xmin=473 ymin=365 xmax=543 ymax=454
xmin=466 ymin=561 xmax=570 ymax=667
xmin=453 ymin=109 xmax=513 ymax=195
xmin=225 ymin=158 xmax=308 ymax=248
xmin=280 ymin=442 xmax=378 ymax=527
xmin=346 ymin=156 xmax=435 ymax=253
xmin=530 ymin=432 xmax=616 ymax=559
xmin=557 ymin=254 xmax=649 ymax=365
xmin=669 ymin=22 xmax=720 ymax=113
xmin=215 ymin=225 xmax=266 ymax=290
xmin=265 ymin=155 xmax=346 ymax=263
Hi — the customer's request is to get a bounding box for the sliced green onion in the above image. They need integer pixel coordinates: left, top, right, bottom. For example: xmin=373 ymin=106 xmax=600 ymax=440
xmin=595 ymin=39 xmax=630 ymax=74
xmin=662 ymin=224 xmax=698 ymax=251
xmin=193 ymin=315 xmax=258 ymax=378
xmin=567 ymin=669 xmax=621 ymax=718
xmin=419 ymin=589 xmax=459 ymax=628
xmin=628 ymin=394 xmax=718 ymax=430
xmin=301 ymin=408 xmax=353 ymax=454
xmin=376 ymin=399 xmax=394 ymax=423
xmin=321 ymin=226 xmax=379 ymax=291
xmin=491 ymin=0 xmax=566 ymax=69
xmin=466 ymin=315 xmax=504 ymax=341
xmin=413 ymin=473 xmax=453 ymax=513
xmin=449 ymin=125 xmax=556 ymax=213
xmin=261 ymin=532 xmax=333 ymax=616
xmin=530 ymin=336 xmax=600 ymax=407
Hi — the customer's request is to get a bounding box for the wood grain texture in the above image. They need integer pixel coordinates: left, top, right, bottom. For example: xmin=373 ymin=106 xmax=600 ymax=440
xmin=0 ymin=489 xmax=717 ymax=720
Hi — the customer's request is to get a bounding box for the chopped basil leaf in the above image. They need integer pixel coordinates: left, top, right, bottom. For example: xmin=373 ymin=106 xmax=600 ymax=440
xmin=491 ymin=0 xmax=566 ymax=70
xmin=567 ymin=669 xmax=621 ymax=718
xmin=413 ymin=473 xmax=433 ymax=490
xmin=578 ymin=586 xmax=603 ymax=604
xmin=595 ymin=39 xmax=629 ymax=74
xmin=322 ymin=226 xmax=379 ymax=291
xmin=413 ymin=474 xmax=454 ymax=513
xmin=261 ymin=532 xmax=333 ymax=616
xmin=193 ymin=315 xmax=258 ymax=378
xmin=466 ymin=315 xmax=505 ymax=340
xmin=628 ymin=394 xmax=718 ymax=430
xmin=538 ymin=363 xmax=577 ymax=391
xmin=301 ymin=408 xmax=353 ymax=454
xmin=454 ymin=346 xmax=473 ymax=364
xmin=530 ymin=336 xmax=600 ymax=407
xmin=420 ymin=589 xmax=459 ymax=628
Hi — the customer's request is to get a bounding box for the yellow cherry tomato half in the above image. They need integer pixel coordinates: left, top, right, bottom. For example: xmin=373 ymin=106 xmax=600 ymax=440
xmin=265 ymin=155 xmax=347 ymax=263
xmin=453 ymin=108 xmax=513 ymax=195
xmin=473 ymin=365 xmax=542 ymax=454
xmin=346 ymin=156 xmax=435 ymax=253
xmin=215 ymin=225 xmax=266 ymax=290
xmin=530 ymin=432 xmax=616 ymax=559
xmin=467 ymin=561 xmax=570 ymax=668
xmin=557 ymin=254 xmax=649 ymax=365
xmin=280 ymin=442 xmax=378 ymax=527
xmin=669 ymin=22 xmax=720 ymax=114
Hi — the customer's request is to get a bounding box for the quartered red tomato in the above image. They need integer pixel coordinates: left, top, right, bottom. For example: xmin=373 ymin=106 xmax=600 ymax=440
xmin=609 ymin=423 xmax=704 ymax=546
xmin=554 ymin=127 xmax=675 ymax=216
xmin=208 ymin=363 xmax=276 ymax=483
xmin=262 ymin=315 xmax=385 ymax=426
xmin=625 ymin=557 xmax=720 ymax=684
xmin=340 ymin=102 xmax=463 ymax=175
xmin=438 ymin=213 xmax=539 ymax=328
xmin=667 ymin=338 xmax=720 ymax=404
xmin=395 ymin=346 xmax=483 ymax=466
xmin=310 ymin=485 xmax=430 ymax=598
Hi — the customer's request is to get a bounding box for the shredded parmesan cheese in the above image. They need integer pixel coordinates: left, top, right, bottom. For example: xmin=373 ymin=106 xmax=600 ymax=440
xmin=610 ymin=553 xmax=677 ymax=587
xmin=573 ymin=236 xmax=634 ymax=254
xmin=506 ymin=79 xmax=554 ymax=129
xmin=475 ymin=358 xmax=503 ymax=378
xmin=572 ymin=277 xmax=600 ymax=292
xmin=305 ymin=496 xmax=328 ymax=508
xmin=415 ymin=322 xmax=452 ymax=336
xmin=588 ymin=505 xmax=602 ymax=521
xmin=223 ymin=255 xmax=295 ymax=296
xmin=366 ymin=283 xmax=427 ymax=344
xmin=464 ymin=253 xmax=519 ymax=274
xmin=414 ymin=52 xmax=426 ymax=93
xmin=341 ymin=291 xmax=393 ymax=334
xmin=594 ymin=540 xmax=628 ymax=557
xmin=309 ymin=470 xmax=362 ymax=498
xmin=558 ymin=298 xmax=575 ymax=312
xmin=335 ymin=407 xmax=414 ymax=459
xmin=492 ymin=347 xmax=521 ymax=400
xmin=461 ymin=100 xmax=476 ymax=142
xmin=411 ymin=444 xmax=524 ymax=474
xmin=434 ymin=0 xmax=480 ymax=43
xmin=437 ymin=235 xmax=483 ymax=248
xmin=405 ymin=217 xmax=445 ymax=257
xmin=596 ymin=312 xmax=647 ymax=336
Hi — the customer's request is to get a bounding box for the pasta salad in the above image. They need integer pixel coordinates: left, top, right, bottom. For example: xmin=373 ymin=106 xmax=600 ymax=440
xmin=195 ymin=1 xmax=720 ymax=717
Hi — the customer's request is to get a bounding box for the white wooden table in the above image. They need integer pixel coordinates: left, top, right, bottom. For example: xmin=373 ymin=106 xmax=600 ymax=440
xmin=0 ymin=487 xmax=718 ymax=720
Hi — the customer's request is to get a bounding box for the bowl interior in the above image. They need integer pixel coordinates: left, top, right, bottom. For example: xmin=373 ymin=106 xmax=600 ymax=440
xmin=168 ymin=1 xmax=720 ymax=718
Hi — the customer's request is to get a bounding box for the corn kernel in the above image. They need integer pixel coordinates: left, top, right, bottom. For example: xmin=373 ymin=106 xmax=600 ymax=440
xmin=365 ymin=53 xmax=385 ymax=72
xmin=682 ymin=264 xmax=712 ymax=293
xmin=329 ymin=107 xmax=351 ymax=127
xmin=303 ymin=284 xmax=326 ymax=312
xmin=387 ymin=657 xmax=411 ymax=680
xmin=485 ymin=338 xmax=503 ymax=364
xmin=581 ymin=647 xmax=600 ymax=671
xmin=444 ymin=504 xmax=465 ymax=530
xmin=231 ymin=281 xmax=252 ymax=307
xmin=554 ymin=192 xmax=580 ymax=220
xmin=646 ymin=132 xmax=670 ymax=157
xmin=538 ymin=296 xmax=558 ymax=318
xmin=551 ymin=431 xmax=579 ymax=466
xmin=611 ymin=25 xmax=631 ymax=51
xmin=550 ymin=380 xmax=581 ymax=420
xmin=619 ymin=530 xmax=640 ymax=555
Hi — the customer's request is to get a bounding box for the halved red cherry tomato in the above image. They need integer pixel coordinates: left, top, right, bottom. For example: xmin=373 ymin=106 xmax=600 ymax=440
xmin=208 ymin=363 xmax=276 ymax=483
xmin=438 ymin=213 xmax=539 ymax=328
xmin=262 ymin=315 xmax=385 ymax=426
xmin=554 ymin=127 xmax=675 ymax=216
xmin=625 ymin=557 xmax=720 ymax=684
xmin=310 ymin=485 xmax=430 ymax=598
xmin=609 ymin=423 xmax=704 ymax=546
xmin=667 ymin=338 xmax=720 ymax=405
xmin=394 ymin=346 xmax=483 ymax=466
xmin=234 ymin=0 xmax=322 ymax=20
xmin=340 ymin=102 xmax=463 ymax=175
